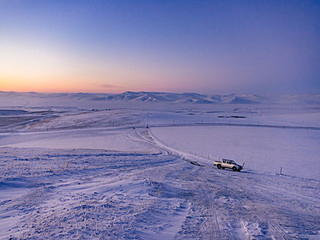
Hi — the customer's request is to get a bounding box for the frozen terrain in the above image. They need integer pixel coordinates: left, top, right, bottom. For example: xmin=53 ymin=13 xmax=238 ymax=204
xmin=0 ymin=91 xmax=320 ymax=239
xmin=151 ymin=126 xmax=320 ymax=180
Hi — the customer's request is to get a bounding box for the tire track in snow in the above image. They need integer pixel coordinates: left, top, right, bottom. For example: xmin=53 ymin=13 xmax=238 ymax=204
xmin=198 ymin=189 xmax=223 ymax=239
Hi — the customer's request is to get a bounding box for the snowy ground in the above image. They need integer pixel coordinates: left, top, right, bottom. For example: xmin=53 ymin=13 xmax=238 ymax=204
xmin=151 ymin=126 xmax=320 ymax=180
xmin=0 ymin=93 xmax=320 ymax=239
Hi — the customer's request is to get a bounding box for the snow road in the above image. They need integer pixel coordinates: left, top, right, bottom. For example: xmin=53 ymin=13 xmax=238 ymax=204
xmin=0 ymin=127 xmax=319 ymax=239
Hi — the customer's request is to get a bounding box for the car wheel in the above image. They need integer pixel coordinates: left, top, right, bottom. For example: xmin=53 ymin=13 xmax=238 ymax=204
xmin=217 ymin=164 xmax=222 ymax=169
xmin=232 ymin=167 xmax=237 ymax=171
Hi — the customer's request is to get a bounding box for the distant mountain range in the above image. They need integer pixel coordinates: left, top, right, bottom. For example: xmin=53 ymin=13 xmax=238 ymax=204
xmin=0 ymin=91 xmax=319 ymax=105
xmin=105 ymin=91 xmax=262 ymax=104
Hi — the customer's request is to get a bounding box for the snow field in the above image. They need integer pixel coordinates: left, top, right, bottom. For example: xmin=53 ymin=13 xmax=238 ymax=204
xmin=151 ymin=126 xmax=320 ymax=180
xmin=0 ymin=147 xmax=186 ymax=239
xmin=1 ymin=128 xmax=159 ymax=154
xmin=1 ymin=145 xmax=319 ymax=239
xmin=0 ymin=94 xmax=320 ymax=239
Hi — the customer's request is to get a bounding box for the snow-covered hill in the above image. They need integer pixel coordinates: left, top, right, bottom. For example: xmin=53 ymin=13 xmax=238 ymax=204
xmin=1 ymin=91 xmax=320 ymax=106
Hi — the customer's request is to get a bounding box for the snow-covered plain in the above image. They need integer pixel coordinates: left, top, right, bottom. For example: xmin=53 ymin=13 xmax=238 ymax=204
xmin=151 ymin=126 xmax=320 ymax=180
xmin=0 ymin=92 xmax=320 ymax=239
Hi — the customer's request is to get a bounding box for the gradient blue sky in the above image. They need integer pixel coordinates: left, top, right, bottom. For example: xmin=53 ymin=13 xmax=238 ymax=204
xmin=0 ymin=0 xmax=319 ymax=94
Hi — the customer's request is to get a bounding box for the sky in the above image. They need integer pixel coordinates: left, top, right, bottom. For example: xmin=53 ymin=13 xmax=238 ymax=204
xmin=0 ymin=0 xmax=319 ymax=95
